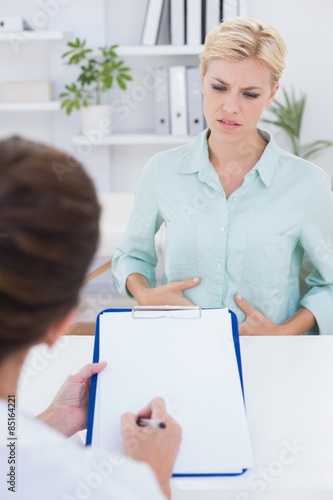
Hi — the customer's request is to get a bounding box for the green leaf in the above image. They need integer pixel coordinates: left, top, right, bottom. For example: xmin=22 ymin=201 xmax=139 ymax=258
xmin=263 ymin=87 xmax=305 ymax=141
xmin=60 ymin=100 xmax=69 ymax=109
xmin=120 ymin=73 xmax=132 ymax=81
xmin=263 ymin=87 xmax=333 ymax=159
xmin=60 ymin=38 xmax=133 ymax=115
xmin=103 ymin=75 xmax=112 ymax=89
xmin=117 ymin=76 xmax=126 ymax=90
xmin=298 ymin=140 xmax=333 ymax=160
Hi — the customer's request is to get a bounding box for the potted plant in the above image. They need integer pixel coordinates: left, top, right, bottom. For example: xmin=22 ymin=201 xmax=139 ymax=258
xmin=262 ymin=87 xmax=333 ymax=160
xmin=60 ymin=38 xmax=132 ymax=134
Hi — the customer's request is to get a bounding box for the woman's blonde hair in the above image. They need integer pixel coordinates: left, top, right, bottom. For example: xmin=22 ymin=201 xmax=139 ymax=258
xmin=200 ymin=17 xmax=287 ymax=87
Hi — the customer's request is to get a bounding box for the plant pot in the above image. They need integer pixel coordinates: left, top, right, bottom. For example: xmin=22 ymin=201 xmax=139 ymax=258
xmin=80 ymin=104 xmax=112 ymax=138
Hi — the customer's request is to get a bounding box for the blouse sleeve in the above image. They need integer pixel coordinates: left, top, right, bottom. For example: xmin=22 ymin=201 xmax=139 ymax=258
xmin=112 ymin=156 xmax=163 ymax=297
xmin=299 ymin=172 xmax=333 ymax=334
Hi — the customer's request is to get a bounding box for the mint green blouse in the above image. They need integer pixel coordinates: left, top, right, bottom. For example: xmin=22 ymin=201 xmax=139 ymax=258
xmin=112 ymin=129 xmax=333 ymax=334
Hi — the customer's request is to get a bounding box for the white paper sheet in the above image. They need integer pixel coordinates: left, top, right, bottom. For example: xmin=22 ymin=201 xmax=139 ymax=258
xmin=92 ymin=308 xmax=253 ymax=475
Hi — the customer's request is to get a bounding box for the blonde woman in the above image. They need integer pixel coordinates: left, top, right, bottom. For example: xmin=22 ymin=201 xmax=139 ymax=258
xmin=113 ymin=17 xmax=333 ymax=336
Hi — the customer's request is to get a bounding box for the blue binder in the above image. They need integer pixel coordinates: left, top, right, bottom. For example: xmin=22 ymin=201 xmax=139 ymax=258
xmin=86 ymin=307 xmax=253 ymax=476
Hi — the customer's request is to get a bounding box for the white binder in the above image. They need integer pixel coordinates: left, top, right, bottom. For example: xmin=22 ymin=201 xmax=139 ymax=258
xmin=154 ymin=67 xmax=170 ymax=135
xmin=169 ymin=65 xmax=188 ymax=136
xmin=223 ymin=0 xmax=237 ymax=19
xmin=187 ymin=66 xmax=205 ymax=136
xmin=205 ymin=0 xmax=222 ymax=36
xmin=141 ymin=0 xmax=165 ymax=46
xmin=186 ymin=0 xmax=203 ymax=45
xmin=170 ymin=0 xmax=185 ymax=45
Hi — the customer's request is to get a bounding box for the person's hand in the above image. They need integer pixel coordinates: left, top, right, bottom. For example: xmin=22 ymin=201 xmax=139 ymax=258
xmin=136 ymin=277 xmax=201 ymax=306
xmin=37 ymin=362 xmax=107 ymax=437
xmin=121 ymin=397 xmax=182 ymax=499
xmin=235 ymin=294 xmax=280 ymax=335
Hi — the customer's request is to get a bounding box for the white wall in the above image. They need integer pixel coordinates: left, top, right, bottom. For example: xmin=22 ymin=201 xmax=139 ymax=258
xmin=1 ymin=0 xmax=332 ymax=190
xmin=248 ymin=0 xmax=333 ymax=177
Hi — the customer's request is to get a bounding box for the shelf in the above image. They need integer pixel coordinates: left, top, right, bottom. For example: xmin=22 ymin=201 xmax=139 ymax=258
xmin=115 ymin=45 xmax=204 ymax=56
xmin=72 ymin=134 xmax=194 ymax=146
xmin=0 ymin=101 xmax=61 ymax=111
xmin=0 ymin=31 xmax=65 ymax=42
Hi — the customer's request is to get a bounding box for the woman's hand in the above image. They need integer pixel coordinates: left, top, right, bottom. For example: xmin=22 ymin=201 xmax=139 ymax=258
xmin=121 ymin=397 xmax=182 ymax=499
xmin=37 ymin=362 xmax=107 ymax=437
xmin=126 ymin=273 xmax=201 ymax=306
xmin=235 ymin=294 xmax=280 ymax=335
xmin=235 ymin=294 xmax=316 ymax=335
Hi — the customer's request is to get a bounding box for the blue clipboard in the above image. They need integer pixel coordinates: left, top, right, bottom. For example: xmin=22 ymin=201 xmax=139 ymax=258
xmin=86 ymin=307 xmax=251 ymax=477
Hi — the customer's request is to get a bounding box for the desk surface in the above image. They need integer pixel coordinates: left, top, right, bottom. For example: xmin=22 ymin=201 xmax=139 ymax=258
xmin=18 ymin=336 xmax=333 ymax=500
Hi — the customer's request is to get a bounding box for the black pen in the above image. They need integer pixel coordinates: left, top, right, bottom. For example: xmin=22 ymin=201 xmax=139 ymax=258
xmin=137 ymin=418 xmax=166 ymax=429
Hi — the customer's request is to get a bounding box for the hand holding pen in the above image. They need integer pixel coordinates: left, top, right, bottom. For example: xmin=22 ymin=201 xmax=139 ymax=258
xmin=137 ymin=417 xmax=166 ymax=429
xmin=121 ymin=397 xmax=182 ymax=499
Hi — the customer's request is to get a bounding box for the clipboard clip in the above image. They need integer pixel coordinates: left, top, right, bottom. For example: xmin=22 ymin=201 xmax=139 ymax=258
xmin=132 ymin=305 xmax=201 ymax=319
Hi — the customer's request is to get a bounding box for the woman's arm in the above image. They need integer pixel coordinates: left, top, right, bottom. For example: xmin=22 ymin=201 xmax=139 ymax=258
xmin=237 ymin=171 xmax=333 ymax=336
xmin=126 ymin=273 xmax=200 ymax=306
xmin=235 ymin=294 xmax=316 ymax=335
xmin=297 ymin=173 xmax=333 ymax=334
xmin=112 ymin=158 xmax=162 ymax=297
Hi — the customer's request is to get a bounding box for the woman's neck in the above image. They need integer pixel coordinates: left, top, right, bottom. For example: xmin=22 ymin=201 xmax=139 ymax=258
xmin=208 ymin=131 xmax=267 ymax=169
xmin=207 ymin=131 xmax=268 ymax=198
xmin=0 ymin=348 xmax=29 ymax=400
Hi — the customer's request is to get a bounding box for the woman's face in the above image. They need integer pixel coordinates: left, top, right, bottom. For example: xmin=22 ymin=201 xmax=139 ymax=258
xmin=202 ymin=57 xmax=278 ymax=144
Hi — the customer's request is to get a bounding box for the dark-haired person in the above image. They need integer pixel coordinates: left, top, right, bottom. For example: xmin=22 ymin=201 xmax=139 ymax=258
xmin=113 ymin=17 xmax=333 ymax=336
xmin=0 ymin=136 xmax=181 ymax=500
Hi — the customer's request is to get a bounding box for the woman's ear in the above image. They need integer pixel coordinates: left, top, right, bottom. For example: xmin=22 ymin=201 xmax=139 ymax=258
xmin=44 ymin=308 xmax=77 ymax=348
xmin=266 ymin=83 xmax=279 ymax=107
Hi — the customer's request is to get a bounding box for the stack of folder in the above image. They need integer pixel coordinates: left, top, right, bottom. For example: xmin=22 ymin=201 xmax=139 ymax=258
xmin=154 ymin=65 xmax=206 ymax=136
xmin=141 ymin=0 xmax=243 ymax=46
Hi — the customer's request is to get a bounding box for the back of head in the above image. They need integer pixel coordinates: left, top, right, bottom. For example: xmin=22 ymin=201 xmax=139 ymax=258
xmin=200 ymin=17 xmax=287 ymax=87
xmin=0 ymin=136 xmax=100 ymax=359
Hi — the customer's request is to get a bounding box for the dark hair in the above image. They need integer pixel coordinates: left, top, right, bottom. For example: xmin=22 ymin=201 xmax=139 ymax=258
xmin=0 ymin=136 xmax=100 ymax=359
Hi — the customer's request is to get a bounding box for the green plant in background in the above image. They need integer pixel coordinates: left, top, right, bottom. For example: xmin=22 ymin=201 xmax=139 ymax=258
xmin=60 ymin=38 xmax=132 ymax=115
xmin=262 ymin=87 xmax=333 ymax=160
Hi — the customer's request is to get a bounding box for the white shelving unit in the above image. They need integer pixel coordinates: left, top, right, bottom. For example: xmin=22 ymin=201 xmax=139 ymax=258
xmin=71 ymin=52 xmax=202 ymax=148
xmin=0 ymin=32 xmax=64 ymax=116
xmin=81 ymin=45 xmax=203 ymax=150
xmin=0 ymin=31 xmax=65 ymax=41
xmin=0 ymin=101 xmax=61 ymax=112
xmin=72 ymin=133 xmax=194 ymax=146
xmin=0 ymin=3 xmax=204 ymax=191
xmin=117 ymin=44 xmax=203 ymax=56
